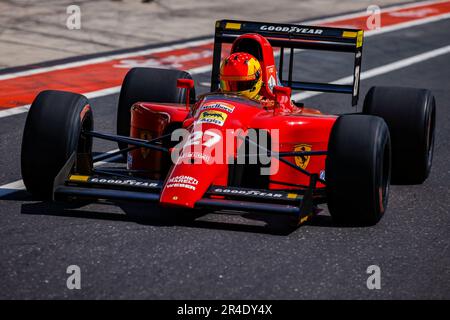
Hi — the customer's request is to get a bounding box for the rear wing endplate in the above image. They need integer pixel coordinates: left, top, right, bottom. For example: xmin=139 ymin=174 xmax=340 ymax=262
xmin=211 ymin=20 xmax=364 ymax=106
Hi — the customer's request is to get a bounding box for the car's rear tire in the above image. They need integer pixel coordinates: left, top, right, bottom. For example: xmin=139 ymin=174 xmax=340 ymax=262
xmin=326 ymin=115 xmax=391 ymax=226
xmin=21 ymin=90 xmax=93 ymax=199
xmin=116 ymin=67 xmax=195 ymax=151
xmin=363 ymin=86 xmax=436 ymax=184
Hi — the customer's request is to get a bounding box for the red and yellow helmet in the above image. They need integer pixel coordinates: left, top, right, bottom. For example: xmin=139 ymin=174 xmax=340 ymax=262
xmin=219 ymin=52 xmax=262 ymax=99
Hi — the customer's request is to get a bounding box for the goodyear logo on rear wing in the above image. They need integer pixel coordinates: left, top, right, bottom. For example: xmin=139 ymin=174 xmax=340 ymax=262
xmin=260 ymin=25 xmax=323 ymax=35
xmin=197 ymin=110 xmax=228 ymax=126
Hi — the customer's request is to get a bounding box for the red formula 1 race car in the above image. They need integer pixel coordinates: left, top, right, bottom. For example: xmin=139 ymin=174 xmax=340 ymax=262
xmin=21 ymin=20 xmax=436 ymax=228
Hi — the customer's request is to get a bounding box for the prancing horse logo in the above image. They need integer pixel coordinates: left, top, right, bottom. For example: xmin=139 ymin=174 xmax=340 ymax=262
xmin=140 ymin=130 xmax=152 ymax=159
xmin=294 ymin=144 xmax=312 ymax=170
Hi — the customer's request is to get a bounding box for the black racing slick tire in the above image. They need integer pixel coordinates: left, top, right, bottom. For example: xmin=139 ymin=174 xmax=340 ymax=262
xmin=21 ymin=90 xmax=93 ymax=199
xmin=116 ymin=67 xmax=195 ymax=151
xmin=363 ymin=86 xmax=436 ymax=184
xmin=326 ymin=115 xmax=391 ymax=226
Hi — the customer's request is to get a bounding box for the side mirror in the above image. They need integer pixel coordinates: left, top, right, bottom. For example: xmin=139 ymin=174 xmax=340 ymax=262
xmin=273 ymin=85 xmax=292 ymax=111
xmin=182 ymin=117 xmax=195 ymax=129
xmin=177 ymin=79 xmax=194 ymax=110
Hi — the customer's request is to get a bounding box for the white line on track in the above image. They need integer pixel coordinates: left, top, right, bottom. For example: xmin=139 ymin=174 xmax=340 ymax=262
xmin=1 ymin=45 xmax=449 ymax=197
xmin=0 ymin=104 xmax=31 ymax=117
xmin=0 ymin=149 xmax=119 ymax=198
xmin=1 ymin=0 xmax=449 ymax=119
xmin=292 ymin=44 xmax=450 ymax=101
xmin=0 ymin=180 xmax=26 ymax=197
xmin=304 ymin=0 xmax=448 ymax=24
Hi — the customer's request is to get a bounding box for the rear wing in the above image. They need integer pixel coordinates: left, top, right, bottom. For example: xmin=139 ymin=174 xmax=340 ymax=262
xmin=211 ymin=20 xmax=364 ymax=106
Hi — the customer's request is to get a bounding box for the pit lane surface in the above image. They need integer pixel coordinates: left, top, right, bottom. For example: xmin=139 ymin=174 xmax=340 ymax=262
xmin=0 ymin=15 xmax=449 ymax=299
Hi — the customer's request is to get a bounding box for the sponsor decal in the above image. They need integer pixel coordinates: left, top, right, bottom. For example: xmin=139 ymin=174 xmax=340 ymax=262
xmin=266 ymin=65 xmax=277 ymax=87
xmin=139 ymin=130 xmax=152 ymax=159
xmin=180 ymin=151 xmax=212 ymax=163
xmin=320 ymin=170 xmax=326 ymax=181
xmin=197 ymin=110 xmax=228 ymax=126
xmin=267 ymin=75 xmax=276 ymax=92
xmin=353 ymin=65 xmax=360 ymax=96
xmin=166 ymin=175 xmax=199 ymax=191
xmin=88 ymin=177 xmax=160 ymax=188
xmin=199 ymin=102 xmax=235 ymax=113
xmin=127 ymin=151 xmax=133 ymax=169
xmin=260 ymin=25 xmax=323 ymax=35
xmin=212 ymin=188 xmax=284 ymax=198
xmin=294 ymin=144 xmax=312 ymax=170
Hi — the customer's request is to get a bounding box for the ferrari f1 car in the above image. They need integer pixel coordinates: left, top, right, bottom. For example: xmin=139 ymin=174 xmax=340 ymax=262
xmin=21 ymin=20 xmax=436 ymax=228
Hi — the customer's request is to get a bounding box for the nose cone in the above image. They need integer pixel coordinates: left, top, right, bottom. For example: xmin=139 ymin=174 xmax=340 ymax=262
xmin=160 ymin=162 xmax=226 ymax=208
xmin=160 ymin=96 xmax=257 ymax=208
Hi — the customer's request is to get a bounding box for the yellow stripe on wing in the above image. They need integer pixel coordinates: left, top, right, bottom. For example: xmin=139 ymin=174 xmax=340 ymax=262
xmin=225 ymin=22 xmax=241 ymax=30
xmin=68 ymin=175 xmax=89 ymax=182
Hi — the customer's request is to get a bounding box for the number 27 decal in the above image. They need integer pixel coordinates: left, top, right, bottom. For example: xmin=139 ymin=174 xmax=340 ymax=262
xmin=183 ymin=130 xmax=222 ymax=148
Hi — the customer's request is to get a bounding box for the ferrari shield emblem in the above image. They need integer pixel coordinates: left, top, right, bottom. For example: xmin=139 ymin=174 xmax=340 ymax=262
xmin=140 ymin=130 xmax=152 ymax=159
xmin=294 ymin=144 xmax=312 ymax=170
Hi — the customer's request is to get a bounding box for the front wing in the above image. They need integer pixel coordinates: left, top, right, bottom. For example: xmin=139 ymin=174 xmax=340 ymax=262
xmin=53 ymin=163 xmax=324 ymax=223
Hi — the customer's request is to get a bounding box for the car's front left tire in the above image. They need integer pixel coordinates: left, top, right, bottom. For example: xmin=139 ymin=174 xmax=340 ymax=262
xmin=21 ymin=90 xmax=93 ymax=199
xmin=326 ymin=115 xmax=391 ymax=226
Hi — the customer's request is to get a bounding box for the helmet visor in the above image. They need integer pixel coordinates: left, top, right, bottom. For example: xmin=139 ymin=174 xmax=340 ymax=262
xmin=226 ymin=79 xmax=258 ymax=92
